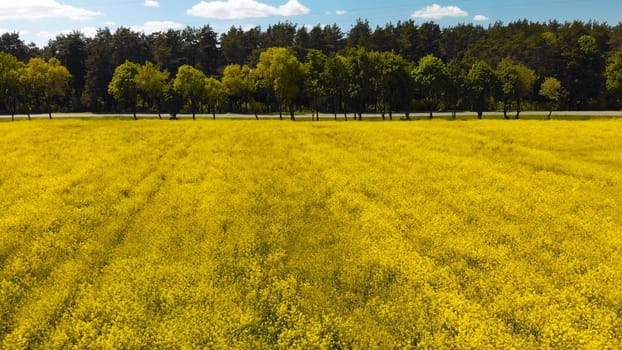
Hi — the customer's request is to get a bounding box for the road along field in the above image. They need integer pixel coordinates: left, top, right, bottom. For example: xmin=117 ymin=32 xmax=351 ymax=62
xmin=0 ymin=119 xmax=621 ymax=348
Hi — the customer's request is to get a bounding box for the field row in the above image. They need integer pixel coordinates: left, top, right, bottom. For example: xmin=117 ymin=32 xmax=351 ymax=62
xmin=0 ymin=120 xmax=621 ymax=348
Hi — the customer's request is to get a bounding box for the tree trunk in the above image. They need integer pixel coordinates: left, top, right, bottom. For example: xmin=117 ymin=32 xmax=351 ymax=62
xmin=49 ymin=111 xmax=53 ymax=119
xmin=429 ymin=110 xmax=433 ymax=119
xmin=389 ymin=110 xmax=393 ymax=121
xmin=548 ymin=110 xmax=552 ymax=120
xmin=477 ymin=110 xmax=483 ymax=120
xmin=515 ymin=100 xmax=521 ymax=119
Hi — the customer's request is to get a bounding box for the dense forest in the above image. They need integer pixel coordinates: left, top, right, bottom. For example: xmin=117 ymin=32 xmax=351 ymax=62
xmin=2 ymin=19 xmax=622 ymax=118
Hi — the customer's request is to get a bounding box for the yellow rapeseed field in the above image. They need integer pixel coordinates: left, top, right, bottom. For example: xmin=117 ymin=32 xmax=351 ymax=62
xmin=0 ymin=119 xmax=621 ymax=349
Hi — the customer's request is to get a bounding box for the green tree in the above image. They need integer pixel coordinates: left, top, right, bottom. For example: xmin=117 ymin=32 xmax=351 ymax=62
xmin=204 ymin=77 xmax=227 ymax=119
xmin=162 ymin=80 xmax=183 ymax=118
xmin=0 ymin=52 xmax=25 ymax=120
xmin=44 ymin=31 xmax=88 ymax=110
xmin=0 ymin=32 xmax=31 ymax=62
xmin=321 ymin=54 xmax=349 ymax=119
xmin=412 ymin=54 xmax=448 ymax=119
xmin=304 ymin=49 xmax=328 ymax=120
xmin=108 ymin=60 xmax=140 ymax=119
xmin=347 ymin=19 xmax=372 ymax=49
xmin=497 ymin=59 xmax=537 ymax=119
xmin=373 ymin=51 xmax=411 ymax=120
xmin=539 ymin=77 xmax=562 ymax=119
xmin=24 ymin=57 xmax=72 ymax=119
xmin=255 ymin=47 xmax=305 ymax=120
xmin=222 ymin=64 xmax=258 ymax=118
xmin=466 ymin=60 xmax=497 ymax=119
xmin=135 ymin=61 xmax=170 ymax=119
xmin=152 ymin=29 xmax=185 ymax=75
xmin=606 ymin=48 xmax=622 ymax=108
xmin=83 ymin=28 xmax=115 ymax=112
xmin=345 ymin=47 xmax=376 ymax=120
xmin=445 ymin=60 xmax=466 ymax=120
xmin=174 ymin=65 xmax=207 ymax=120
xmin=564 ymin=34 xmax=605 ymax=108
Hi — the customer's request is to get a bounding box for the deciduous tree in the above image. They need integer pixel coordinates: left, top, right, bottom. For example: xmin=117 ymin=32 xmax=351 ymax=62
xmin=135 ymin=61 xmax=170 ymax=119
xmin=108 ymin=60 xmax=140 ymax=119
xmin=304 ymin=49 xmax=328 ymax=120
xmin=222 ymin=64 xmax=257 ymax=117
xmin=255 ymin=47 xmax=304 ymax=120
xmin=413 ymin=54 xmax=448 ymax=119
xmin=497 ymin=59 xmax=537 ymax=119
xmin=467 ymin=60 xmax=497 ymax=119
xmin=174 ymin=65 xmax=206 ymax=120
xmin=539 ymin=77 xmax=562 ymax=119
xmin=0 ymin=52 xmax=25 ymax=120
xmin=204 ymin=77 xmax=227 ymax=119
xmin=321 ymin=54 xmax=349 ymax=119
xmin=24 ymin=57 xmax=71 ymax=119
xmin=606 ymin=48 xmax=622 ymax=108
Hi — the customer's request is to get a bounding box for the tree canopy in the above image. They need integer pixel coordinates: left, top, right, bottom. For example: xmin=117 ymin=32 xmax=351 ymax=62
xmin=2 ymin=19 xmax=622 ymax=118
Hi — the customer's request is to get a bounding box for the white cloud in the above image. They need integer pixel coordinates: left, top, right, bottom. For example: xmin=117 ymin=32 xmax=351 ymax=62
xmin=0 ymin=0 xmax=102 ymax=21
xmin=187 ymin=0 xmax=310 ymax=20
xmin=336 ymin=10 xmax=347 ymax=16
xmin=144 ymin=0 xmax=160 ymax=8
xmin=104 ymin=21 xmax=117 ymax=26
xmin=411 ymin=4 xmax=468 ymax=20
xmin=81 ymin=27 xmax=98 ymax=37
xmin=130 ymin=21 xmax=185 ymax=35
xmin=473 ymin=15 xmax=489 ymax=21
xmin=34 ymin=26 xmax=98 ymax=46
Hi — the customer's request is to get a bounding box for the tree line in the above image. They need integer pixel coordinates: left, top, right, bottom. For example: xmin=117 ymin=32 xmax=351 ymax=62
xmin=2 ymin=19 xmax=622 ymax=119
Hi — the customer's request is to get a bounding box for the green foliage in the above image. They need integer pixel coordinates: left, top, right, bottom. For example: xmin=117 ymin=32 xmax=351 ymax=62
xmin=373 ymin=51 xmax=412 ymax=119
xmin=412 ymin=54 xmax=449 ymax=118
xmin=22 ymin=57 xmax=71 ymax=118
xmin=204 ymin=77 xmax=227 ymax=118
xmin=7 ymin=19 xmax=622 ymax=115
xmin=255 ymin=47 xmax=305 ymax=119
xmin=0 ymin=52 xmax=25 ymax=117
xmin=135 ymin=61 xmax=169 ymax=117
xmin=345 ymin=47 xmax=376 ymax=119
xmin=303 ymin=49 xmax=328 ymax=116
xmin=108 ymin=60 xmax=139 ymax=119
xmin=320 ymin=54 xmax=349 ymax=117
xmin=606 ymin=48 xmax=622 ymax=104
xmin=222 ymin=64 xmax=256 ymax=114
xmin=540 ymin=77 xmax=562 ymax=119
xmin=467 ymin=60 xmax=497 ymax=118
xmin=173 ymin=65 xmax=207 ymax=119
xmin=497 ymin=59 xmax=537 ymax=118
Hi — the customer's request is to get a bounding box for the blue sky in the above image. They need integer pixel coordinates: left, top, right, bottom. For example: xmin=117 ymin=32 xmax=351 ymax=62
xmin=1 ymin=0 xmax=621 ymax=47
